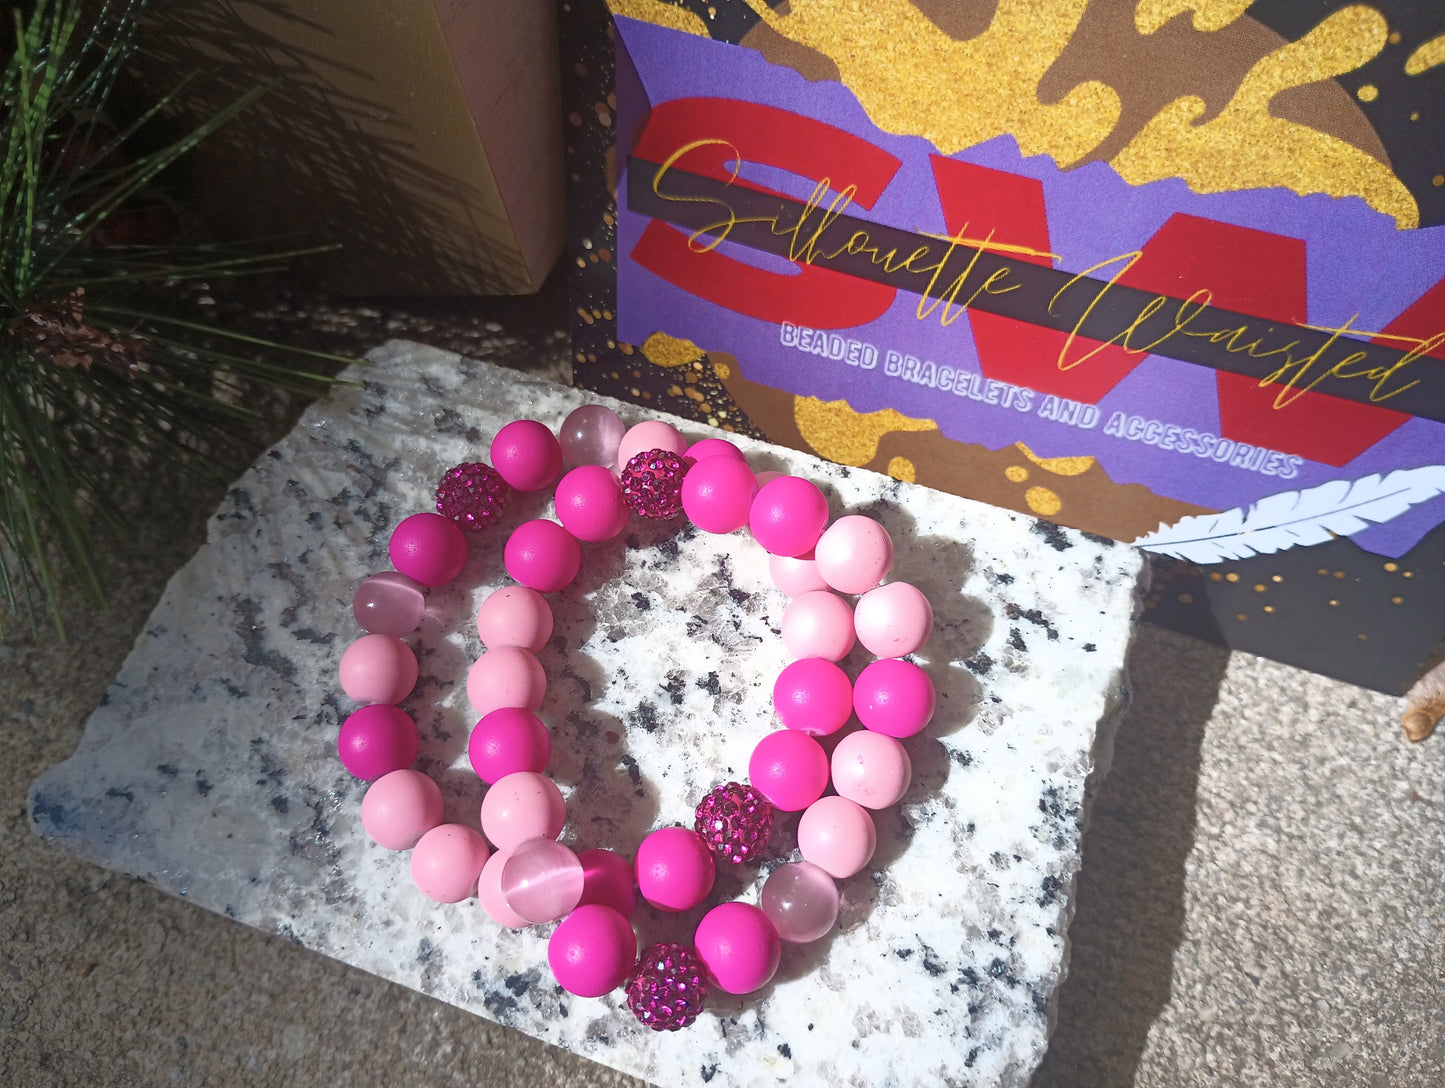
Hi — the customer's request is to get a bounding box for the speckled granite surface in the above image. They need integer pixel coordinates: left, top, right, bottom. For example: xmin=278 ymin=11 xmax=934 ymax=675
xmin=29 ymin=340 xmax=1143 ymax=1088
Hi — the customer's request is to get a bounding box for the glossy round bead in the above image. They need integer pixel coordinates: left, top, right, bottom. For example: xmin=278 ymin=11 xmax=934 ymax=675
xmin=555 ymin=464 xmax=631 ymax=542
xmin=411 ymin=824 xmax=490 ymax=903
xmin=620 ymin=449 xmax=689 ymax=519
xmin=760 ymin=860 xmax=840 ymax=943
xmin=781 ymin=590 xmax=856 ymax=661
xmin=477 ymin=849 xmax=530 ymax=927
xmin=831 ymin=729 xmax=912 ymax=809
xmin=693 ymin=782 xmax=774 ymax=865
xmin=491 ymin=419 xmax=564 ymax=492
xmin=635 ymin=827 xmax=716 ymax=912
xmin=769 ymin=551 xmax=829 ymax=597
xmin=339 ymin=633 xmax=418 ymax=705
xmin=749 ymin=476 xmax=829 ymax=557
xmin=475 ymin=585 xmax=553 ymax=653
xmin=352 ymin=571 xmax=425 ymax=635
xmin=772 ymin=658 xmax=853 ymax=736
xmin=798 ymin=795 xmax=876 ymax=879
xmin=389 ymin=512 xmax=468 ymax=587
xmin=694 ymin=902 xmax=781 ymax=995
xmin=853 ymin=658 xmax=937 ymax=738
xmin=504 ymin=519 xmax=581 ymax=593
xmin=626 ymin=942 xmax=709 ymax=1031
xmin=616 ymin=420 xmax=686 ymax=468
xmin=685 ymin=437 xmax=744 ymax=462
xmin=681 ymin=455 xmax=757 ymax=534
xmin=480 ymin=771 xmax=566 ymax=850
xmin=853 ymin=582 xmax=933 ymax=658
xmin=468 ymin=707 xmax=551 ymax=784
xmin=338 ymin=704 xmax=419 ymax=780
xmin=813 ymin=515 xmax=894 ymax=594
xmin=549 ymin=904 xmax=638 ymax=997
xmin=435 ymin=461 xmax=509 ymax=532
xmin=577 ymin=848 xmax=638 ymax=918
xmin=501 ymin=836 xmax=584 ymax=922
xmin=748 ymin=729 xmax=830 ymax=812
xmin=466 ymin=646 xmax=546 ymax=716
xmin=360 ymin=769 xmax=443 ymax=850
xmin=560 ymin=404 xmax=626 ymax=468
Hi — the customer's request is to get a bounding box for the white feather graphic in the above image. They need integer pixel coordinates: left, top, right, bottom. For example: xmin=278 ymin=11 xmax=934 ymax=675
xmin=1131 ymin=466 xmax=1445 ymax=564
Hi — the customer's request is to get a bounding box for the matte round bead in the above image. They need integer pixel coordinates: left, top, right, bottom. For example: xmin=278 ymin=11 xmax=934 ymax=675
xmin=813 ymin=515 xmax=894 ymax=594
xmin=748 ymin=729 xmax=830 ymax=812
xmin=635 ymin=827 xmax=716 ymax=912
xmin=477 ymin=849 xmax=530 ymax=927
xmin=491 ymin=419 xmax=564 ymax=492
xmin=853 ymin=582 xmax=933 ymax=658
xmin=560 ymin=404 xmax=627 ymax=468
xmin=685 ymin=437 xmax=744 ymax=462
xmin=475 ymin=585 xmax=553 ymax=653
xmin=549 ymin=904 xmax=638 ymax=997
xmin=352 ymin=571 xmax=425 ymax=635
xmin=411 ymin=823 xmax=490 ymax=903
xmin=769 ymin=551 xmax=829 ymax=597
xmin=389 ymin=512 xmax=468 ymax=587
xmin=360 ymin=769 xmax=443 ymax=850
xmin=760 ymin=860 xmax=840 ymax=943
xmin=798 ymin=795 xmax=877 ymax=879
xmin=504 ymin=519 xmax=581 ymax=593
xmin=681 ymin=455 xmax=757 ymax=534
xmin=468 ymin=707 xmax=552 ymax=784
xmin=480 ymin=771 xmax=566 ymax=850
xmin=781 ymin=590 xmax=856 ymax=661
xmin=339 ymin=633 xmax=418 ymax=705
xmin=749 ymin=476 xmax=829 ymax=557
xmin=338 ymin=704 xmax=419 ymax=780
xmin=501 ymin=836 xmax=584 ymax=923
xmin=853 ymin=658 xmax=937 ymax=738
xmin=831 ymin=729 xmax=912 ymax=809
xmin=616 ymin=420 xmax=686 ymax=468
xmin=694 ymin=902 xmax=781 ymax=995
xmin=555 ymin=464 xmax=631 ymax=542
xmin=577 ymin=847 xmax=638 ymax=918
xmin=772 ymin=658 xmax=853 ymax=736
xmin=466 ymin=646 xmax=546 ymax=716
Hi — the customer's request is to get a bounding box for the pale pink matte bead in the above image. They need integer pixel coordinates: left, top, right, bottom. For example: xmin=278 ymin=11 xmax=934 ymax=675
xmin=681 ymin=455 xmax=757 ymax=534
xmin=505 ymin=519 xmax=581 ymax=593
xmin=615 ymin=420 xmax=686 ymax=469
xmin=577 ymin=848 xmax=638 ymax=917
xmin=339 ymin=633 xmax=418 ymax=705
xmin=338 ymin=704 xmax=419 ymax=780
xmin=773 ymin=658 xmax=853 ymax=736
xmin=559 ymin=404 xmax=626 ymax=468
xmin=798 ymin=795 xmax=877 ymax=879
xmin=831 ymin=729 xmax=912 ymax=809
xmin=853 ymin=658 xmax=937 ymax=738
xmin=853 ymin=582 xmax=933 ymax=658
xmin=749 ymin=476 xmax=830 ymax=557
xmin=635 ymin=827 xmax=716 ymax=912
xmin=501 ymin=836 xmax=584 ymax=923
xmin=548 ymin=904 xmax=638 ymax=997
xmin=491 ymin=419 xmax=564 ymax=492
xmin=467 ymin=646 xmax=546 ymax=716
xmin=769 ymin=551 xmax=830 ymax=597
xmin=480 ymin=771 xmax=566 ymax=850
xmin=781 ymin=590 xmax=856 ymax=661
xmin=760 ymin=860 xmax=840 ymax=943
xmin=411 ymin=824 xmax=490 ymax=903
xmin=685 ymin=437 xmax=744 ymax=462
xmin=555 ymin=464 xmax=630 ymax=542
xmin=694 ymin=902 xmax=781 ymax=995
xmin=813 ymin=515 xmax=894 ymax=595
xmin=477 ymin=849 xmax=530 ymax=927
xmin=475 ymin=585 xmax=554 ymax=653
xmin=748 ymin=729 xmax=830 ymax=812
xmin=468 ymin=707 xmax=551 ymax=784
xmin=360 ymin=769 xmax=443 ymax=850
xmin=389 ymin=512 xmax=468 ymax=587
xmin=352 ymin=571 xmax=426 ymax=635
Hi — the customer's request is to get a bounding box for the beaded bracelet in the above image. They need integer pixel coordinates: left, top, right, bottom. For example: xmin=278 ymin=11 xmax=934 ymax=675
xmin=335 ymin=405 xmax=936 ymax=1029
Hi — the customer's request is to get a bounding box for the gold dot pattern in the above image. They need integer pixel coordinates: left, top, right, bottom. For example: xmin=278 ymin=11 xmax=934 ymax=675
xmin=1014 ymin=442 xmax=1096 ymax=476
xmin=639 ymin=331 xmax=706 ymax=369
xmin=1404 ymin=32 xmax=1445 ymax=75
xmin=887 ymin=456 xmax=917 ymax=483
xmin=1004 ymin=465 xmax=1030 ymax=483
xmin=1355 ymin=83 xmax=1379 ymax=102
xmin=1025 ymin=486 xmax=1063 ymax=516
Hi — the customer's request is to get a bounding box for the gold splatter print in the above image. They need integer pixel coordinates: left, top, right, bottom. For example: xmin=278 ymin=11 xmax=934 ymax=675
xmin=640 ymin=331 xmax=706 ymax=368
xmin=887 ymin=456 xmax=917 ymax=482
xmin=608 ymin=0 xmax=708 ymax=36
xmin=1025 ymin=486 xmax=1063 ymax=515
xmin=1015 ymin=442 xmax=1096 ymax=476
xmin=792 ymin=395 xmax=937 ymax=466
xmin=1404 ymin=33 xmax=1445 ymax=75
xmin=1004 ymin=465 xmax=1030 ymax=482
xmin=1356 ymin=82 xmax=1379 ymax=102
xmin=1134 ymin=0 xmax=1253 ymax=35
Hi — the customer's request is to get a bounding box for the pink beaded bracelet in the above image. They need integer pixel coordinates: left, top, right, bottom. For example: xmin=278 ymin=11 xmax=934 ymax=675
xmin=337 ymin=405 xmax=936 ymax=1029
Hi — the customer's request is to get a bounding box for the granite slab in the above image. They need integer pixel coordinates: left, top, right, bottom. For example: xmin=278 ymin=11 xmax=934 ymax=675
xmin=29 ymin=341 xmax=1144 ymax=1088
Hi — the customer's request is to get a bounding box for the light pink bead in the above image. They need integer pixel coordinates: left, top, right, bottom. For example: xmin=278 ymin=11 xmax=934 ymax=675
xmin=616 ymin=420 xmax=686 ymax=469
xmin=477 ymin=849 xmax=530 ymax=927
xmin=504 ymin=519 xmax=581 ymax=593
xmin=360 ymin=769 xmax=443 ymax=850
xmin=769 ymin=551 xmax=829 ymax=597
xmin=491 ymin=419 xmax=564 ymax=492
xmin=694 ymin=902 xmax=781 ymax=995
xmin=467 ymin=646 xmax=546 ymax=716
xmin=813 ymin=515 xmax=894 ymax=595
xmin=475 ymin=585 xmax=553 ymax=653
xmin=781 ymin=590 xmax=856 ymax=661
xmin=773 ymin=658 xmax=853 ymax=736
xmin=853 ymin=658 xmax=936 ymax=738
xmin=480 ymin=771 xmax=566 ymax=850
xmin=555 ymin=464 xmax=630 ymax=542
xmin=831 ymin=729 xmax=912 ymax=809
xmin=411 ymin=824 xmax=490 ymax=903
xmin=501 ymin=836 xmax=584 ymax=922
xmin=352 ymin=571 xmax=425 ymax=635
xmin=748 ymin=729 xmax=829 ymax=812
xmin=681 ymin=455 xmax=757 ymax=534
xmin=685 ymin=437 xmax=744 ymax=462
xmin=389 ymin=512 xmax=468 ymax=587
xmin=339 ymin=633 xmax=418 ymax=705
xmin=854 ymin=582 xmax=933 ymax=658
xmin=635 ymin=827 xmax=716 ymax=912
xmin=548 ymin=904 xmax=638 ymax=997
xmin=760 ymin=860 xmax=839 ymax=943
xmin=749 ymin=476 xmax=829 ymax=557
xmin=578 ymin=848 xmax=638 ymax=917
xmin=338 ymin=704 xmax=419 ymax=780
xmin=798 ymin=795 xmax=877 ymax=879
xmin=559 ymin=404 xmax=626 ymax=468
xmin=468 ymin=707 xmax=551 ymax=784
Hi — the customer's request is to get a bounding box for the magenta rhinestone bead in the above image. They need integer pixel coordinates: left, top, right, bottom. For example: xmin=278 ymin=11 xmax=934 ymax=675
xmin=694 ymin=782 xmax=774 ymax=865
xmin=435 ymin=462 xmax=509 ymax=531
xmin=619 ymin=448 xmax=689 ymax=520
xmin=626 ymin=942 xmax=709 ymax=1031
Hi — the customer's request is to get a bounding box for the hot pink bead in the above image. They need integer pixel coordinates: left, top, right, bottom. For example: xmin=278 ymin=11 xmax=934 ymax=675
xmin=853 ymin=581 xmax=933 ymax=658
xmin=616 ymin=419 xmax=686 ymax=468
xmin=389 ymin=512 xmax=468 ymax=587
xmin=760 ymin=860 xmax=840 ymax=943
xmin=352 ymin=571 xmax=425 ymax=635
xmin=338 ymin=704 xmax=419 ymax=780
xmin=772 ymin=658 xmax=853 ymax=736
xmin=435 ymin=462 xmax=509 ymax=532
xmin=411 ymin=824 xmax=490 ymax=903
xmin=577 ymin=848 xmax=638 ymax=917
xmin=560 ymin=404 xmax=626 ymax=468
xmin=831 ymin=729 xmax=912 ymax=809
xmin=504 ymin=519 xmax=581 ymax=593
xmin=548 ymin=904 xmax=638 ymax=997
xmin=853 ymin=658 xmax=937 ymax=738
xmin=748 ymin=729 xmax=830 ymax=812
xmin=339 ymin=633 xmax=418 ymax=705
xmin=626 ymin=942 xmax=709 ymax=1031
xmin=478 ymin=849 xmax=530 ymax=927
xmin=501 ymin=836 xmax=584 ymax=922
xmin=635 ymin=827 xmax=716 ymax=912
xmin=491 ymin=419 xmax=564 ymax=492
xmin=555 ymin=464 xmax=630 ymax=542
xmin=769 ymin=551 xmax=829 ymax=597
xmin=360 ymin=769 xmax=443 ymax=850
xmin=685 ymin=437 xmax=744 ymax=462
xmin=475 ymin=585 xmax=553 ymax=653
xmin=681 ymin=454 xmax=757 ymax=534
xmin=781 ymin=590 xmax=856 ymax=661
xmin=693 ymin=782 xmax=773 ymax=865
xmin=813 ymin=515 xmax=894 ymax=594
xmin=466 ymin=646 xmax=546 ymax=716
xmin=749 ymin=476 xmax=829 ymax=557
xmin=798 ymin=795 xmax=877 ymax=879
xmin=480 ymin=770 xmax=566 ymax=850
xmin=694 ymin=902 xmax=781 ymax=995
xmin=468 ymin=707 xmax=551 ymax=784
xmin=620 ymin=449 xmax=689 ymax=519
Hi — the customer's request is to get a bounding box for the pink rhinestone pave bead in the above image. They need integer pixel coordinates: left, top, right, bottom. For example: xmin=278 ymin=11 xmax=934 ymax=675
xmin=435 ymin=462 xmax=509 ymax=532
xmin=626 ymin=942 xmax=710 ymax=1031
xmin=694 ymin=782 xmax=774 ymax=864
xmin=620 ymin=449 xmax=690 ymax=519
